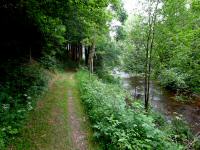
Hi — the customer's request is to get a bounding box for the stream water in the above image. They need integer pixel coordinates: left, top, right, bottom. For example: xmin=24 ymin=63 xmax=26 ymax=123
xmin=114 ymin=71 xmax=200 ymax=134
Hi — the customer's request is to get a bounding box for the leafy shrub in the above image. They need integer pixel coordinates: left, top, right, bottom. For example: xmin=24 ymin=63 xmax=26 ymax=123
xmin=158 ymin=68 xmax=188 ymax=91
xmin=40 ymin=55 xmax=58 ymax=70
xmin=193 ymin=139 xmax=200 ymax=150
xmin=76 ymin=70 xmax=183 ymax=150
xmin=150 ymin=111 xmax=167 ymax=128
xmin=95 ymin=69 xmax=120 ymax=84
xmin=0 ymin=131 xmax=5 ymax=150
xmin=170 ymin=116 xmax=193 ymax=143
xmin=0 ymin=62 xmax=51 ymax=147
xmin=175 ymin=94 xmax=190 ymax=102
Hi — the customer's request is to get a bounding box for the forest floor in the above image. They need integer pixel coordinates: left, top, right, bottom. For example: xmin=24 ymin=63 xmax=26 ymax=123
xmin=9 ymin=71 xmax=99 ymax=150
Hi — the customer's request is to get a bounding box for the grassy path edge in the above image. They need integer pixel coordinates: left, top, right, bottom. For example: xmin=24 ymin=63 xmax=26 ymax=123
xmin=8 ymin=71 xmax=98 ymax=150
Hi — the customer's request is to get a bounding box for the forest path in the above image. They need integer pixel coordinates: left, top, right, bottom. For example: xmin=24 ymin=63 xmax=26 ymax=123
xmin=9 ymin=71 xmax=97 ymax=150
xmin=67 ymin=73 xmax=88 ymax=150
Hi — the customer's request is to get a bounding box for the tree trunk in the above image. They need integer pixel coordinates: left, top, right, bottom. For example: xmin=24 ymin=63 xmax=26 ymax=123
xmin=29 ymin=48 xmax=32 ymax=63
xmin=88 ymin=42 xmax=95 ymax=76
xmin=144 ymin=0 xmax=159 ymax=111
xmin=144 ymin=8 xmax=151 ymax=110
xmin=85 ymin=46 xmax=89 ymax=65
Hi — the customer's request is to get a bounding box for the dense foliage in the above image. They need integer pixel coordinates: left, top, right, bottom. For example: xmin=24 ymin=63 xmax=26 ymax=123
xmin=0 ymin=62 xmax=51 ymax=149
xmin=154 ymin=0 xmax=200 ymax=94
xmin=1 ymin=0 xmax=200 ymax=149
xmin=0 ymin=0 xmax=125 ymax=148
xmin=94 ymin=36 xmax=122 ymax=83
xmin=76 ymin=70 xmax=199 ymax=150
xmin=121 ymin=0 xmax=200 ymax=95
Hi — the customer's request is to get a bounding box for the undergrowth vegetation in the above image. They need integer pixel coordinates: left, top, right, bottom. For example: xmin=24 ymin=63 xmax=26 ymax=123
xmin=75 ymin=70 xmax=200 ymax=150
xmin=0 ymin=61 xmax=51 ymax=149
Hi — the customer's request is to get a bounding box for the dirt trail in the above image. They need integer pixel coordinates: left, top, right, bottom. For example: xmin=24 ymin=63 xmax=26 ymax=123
xmin=9 ymin=72 xmax=93 ymax=150
xmin=67 ymin=73 xmax=88 ymax=150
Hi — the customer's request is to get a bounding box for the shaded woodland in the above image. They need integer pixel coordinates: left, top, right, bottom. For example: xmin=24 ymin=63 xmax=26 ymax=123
xmin=0 ymin=0 xmax=200 ymax=149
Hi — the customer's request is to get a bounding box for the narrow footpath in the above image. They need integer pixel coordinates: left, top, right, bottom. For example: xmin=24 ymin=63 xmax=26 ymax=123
xmin=9 ymin=71 xmax=97 ymax=150
xmin=67 ymin=73 xmax=89 ymax=150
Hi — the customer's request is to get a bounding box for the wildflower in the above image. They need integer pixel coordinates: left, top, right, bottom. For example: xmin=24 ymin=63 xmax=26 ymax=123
xmin=2 ymin=104 xmax=10 ymax=110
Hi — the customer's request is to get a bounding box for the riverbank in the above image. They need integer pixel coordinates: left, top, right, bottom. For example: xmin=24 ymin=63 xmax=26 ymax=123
xmin=114 ymin=71 xmax=200 ymax=134
xmin=76 ymin=69 xmax=200 ymax=149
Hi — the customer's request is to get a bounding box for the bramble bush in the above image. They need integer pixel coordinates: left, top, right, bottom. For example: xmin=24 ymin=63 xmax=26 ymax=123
xmin=76 ymin=70 xmax=184 ymax=150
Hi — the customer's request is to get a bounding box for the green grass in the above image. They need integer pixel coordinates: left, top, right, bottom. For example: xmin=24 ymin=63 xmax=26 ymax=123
xmin=8 ymin=71 xmax=99 ymax=150
xmin=8 ymin=73 xmax=71 ymax=150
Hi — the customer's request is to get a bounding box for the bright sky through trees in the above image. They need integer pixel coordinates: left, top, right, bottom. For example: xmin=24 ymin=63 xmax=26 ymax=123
xmin=122 ymin=0 xmax=143 ymax=14
xmin=110 ymin=0 xmax=142 ymax=38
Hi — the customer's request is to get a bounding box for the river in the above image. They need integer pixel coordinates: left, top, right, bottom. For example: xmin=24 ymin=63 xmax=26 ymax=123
xmin=114 ymin=71 xmax=200 ymax=134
